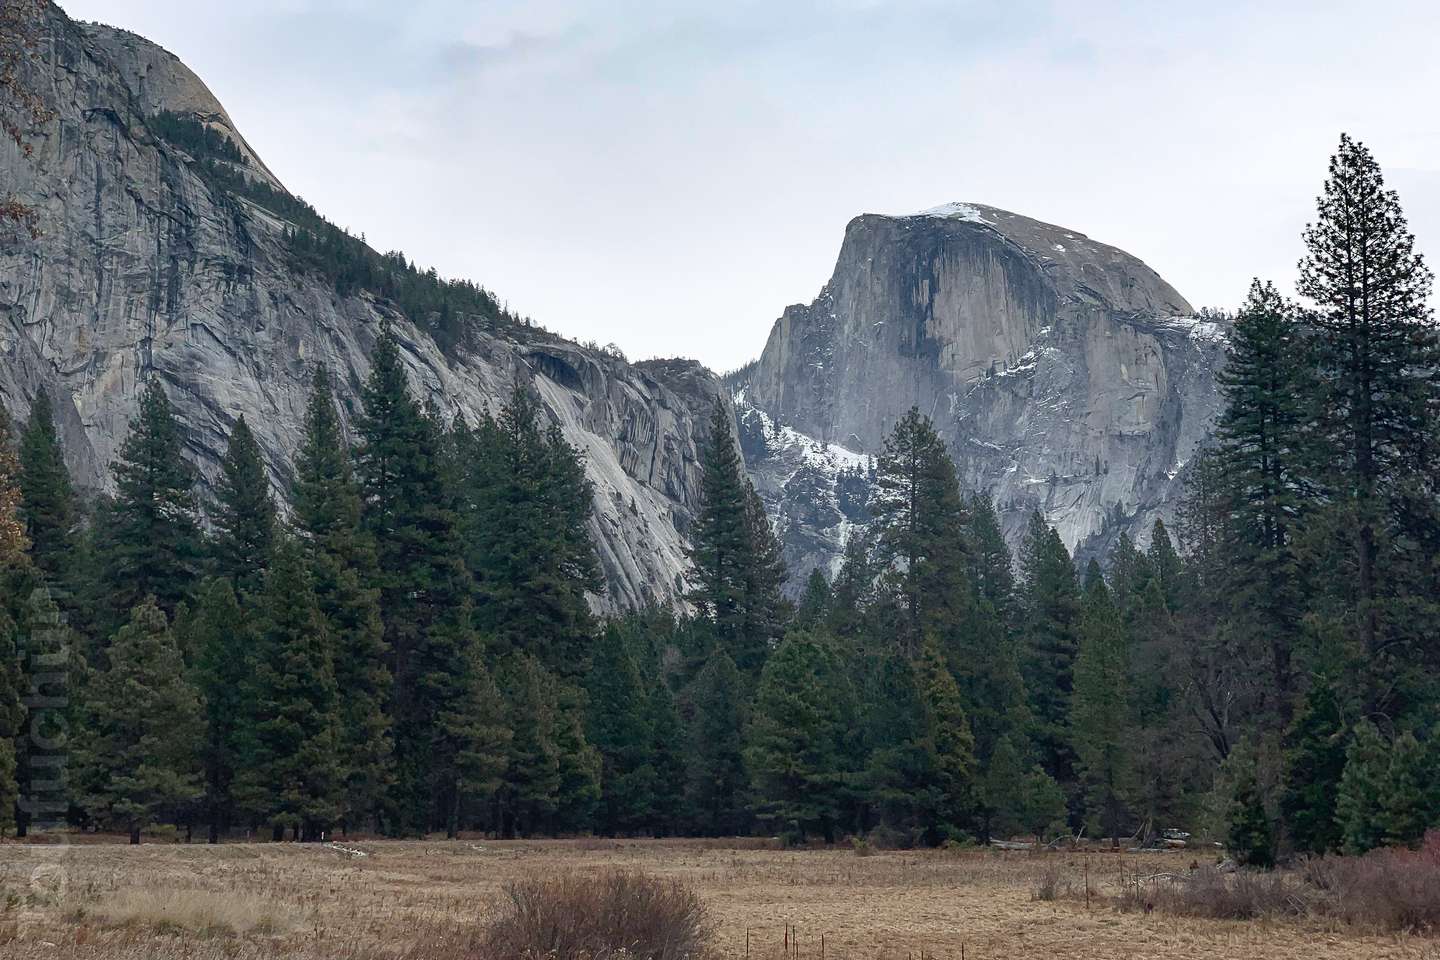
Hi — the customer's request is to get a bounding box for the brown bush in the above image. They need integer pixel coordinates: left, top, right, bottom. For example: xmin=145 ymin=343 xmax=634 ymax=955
xmin=1302 ymin=832 xmax=1440 ymax=933
xmin=479 ymin=870 xmax=713 ymax=960
xmin=1118 ymin=867 xmax=1312 ymax=920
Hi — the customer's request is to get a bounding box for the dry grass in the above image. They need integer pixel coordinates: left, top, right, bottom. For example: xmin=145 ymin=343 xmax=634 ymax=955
xmin=84 ymin=887 xmax=299 ymax=938
xmin=0 ymin=838 xmax=1435 ymax=959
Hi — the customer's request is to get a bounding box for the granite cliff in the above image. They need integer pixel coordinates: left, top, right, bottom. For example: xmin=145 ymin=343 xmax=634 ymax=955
xmin=738 ymin=203 xmax=1226 ymax=584
xmin=0 ymin=5 xmax=723 ymax=610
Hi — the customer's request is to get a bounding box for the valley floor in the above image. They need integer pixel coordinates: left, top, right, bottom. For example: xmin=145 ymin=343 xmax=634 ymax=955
xmin=0 ymin=838 xmax=1434 ymax=959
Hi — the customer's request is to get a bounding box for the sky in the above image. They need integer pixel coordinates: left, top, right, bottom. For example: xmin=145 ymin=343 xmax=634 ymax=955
xmin=59 ymin=0 xmax=1440 ymax=372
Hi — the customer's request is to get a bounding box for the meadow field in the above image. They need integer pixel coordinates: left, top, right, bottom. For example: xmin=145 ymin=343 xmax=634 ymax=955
xmin=0 ymin=838 xmax=1435 ymax=960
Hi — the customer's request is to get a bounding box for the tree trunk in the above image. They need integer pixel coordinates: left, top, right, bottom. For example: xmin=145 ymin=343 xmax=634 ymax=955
xmin=129 ymin=825 xmax=141 ymax=845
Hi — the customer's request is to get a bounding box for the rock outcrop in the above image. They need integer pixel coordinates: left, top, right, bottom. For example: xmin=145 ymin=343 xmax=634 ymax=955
xmin=0 ymin=5 xmax=722 ymax=610
xmin=742 ymin=202 xmax=1226 ymax=583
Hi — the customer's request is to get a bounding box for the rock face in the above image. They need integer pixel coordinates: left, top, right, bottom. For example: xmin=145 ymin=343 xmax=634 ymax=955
xmin=742 ymin=202 xmax=1226 ymax=583
xmin=0 ymin=6 xmax=723 ymax=610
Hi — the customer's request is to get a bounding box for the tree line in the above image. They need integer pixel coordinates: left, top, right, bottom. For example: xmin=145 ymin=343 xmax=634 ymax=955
xmin=0 ymin=134 xmax=1436 ymax=855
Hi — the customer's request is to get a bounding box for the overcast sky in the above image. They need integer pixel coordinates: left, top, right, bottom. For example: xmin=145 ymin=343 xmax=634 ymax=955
xmin=59 ymin=0 xmax=1440 ymax=371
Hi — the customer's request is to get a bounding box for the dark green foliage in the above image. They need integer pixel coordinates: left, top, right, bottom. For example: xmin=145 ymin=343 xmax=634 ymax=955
xmin=499 ymin=653 xmax=562 ymax=837
xmin=587 ymin=624 xmax=657 ymax=835
xmin=745 ymin=631 xmax=851 ymax=842
xmin=462 ymin=384 xmax=601 ymax=678
xmin=1215 ymin=280 xmax=1311 ymax=723
xmin=17 ymin=389 xmax=79 ymax=590
xmin=1337 ymin=720 xmax=1389 ymax=855
xmin=210 ymin=416 xmax=277 ymax=596
xmin=1380 ymin=731 xmax=1437 ymax=848
xmin=1298 ymin=135 xmax=1439 ymax=713
xmin=187 ymin=578 xmax=249 ymax=842
xmin=356 ymin=326 xmax=477 ymax=832
xmin=293 ymin=367 xmax=393 ymax=833
xmin=870 ymin=408 xmax=968 ymax=658
xmin=1223 ymin=740 xmax=1276 ymax=868
xmin=79 ymin=600 xmax=201 ymax=842
xmin=683 ymin=647 xmax=748 ymax=836
xmin=688 ymin=402 xmax=784 ymax=677
xmin=793 ymin=568 xmax=832 ymax=630
xmin=93 ymin=381 xmax=203 ymax=629
xmin=1070 ymin=560 xmax=1132 ymax=843
xmin=1017 ymin=512 xmax=1081 ymax=785
xmin=916 ymin=634 xmax=977 ymax=833
xmin=232 ymin=539 xmax=342 ymax=840
xmin=980 ymin=734 xmax=1065 ymax=841
xmin=439 ymin=647 xmax=511 ymax=839
xmin=1281 ymin=673 xmax=1350 ymax=854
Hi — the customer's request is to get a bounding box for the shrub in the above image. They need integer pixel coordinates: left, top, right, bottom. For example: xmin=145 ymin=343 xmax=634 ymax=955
xmin=1118 ymin=867 xmax=1312 ymax=921
xmin=479 ymin=870 xmax=712 ymax=960
xmin=1303 ymin=831 xmax=1440 ymax=933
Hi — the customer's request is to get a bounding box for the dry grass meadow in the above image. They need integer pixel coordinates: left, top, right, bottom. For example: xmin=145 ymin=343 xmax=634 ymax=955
xmin=0 ymin=838 xmax=1436 ymax=959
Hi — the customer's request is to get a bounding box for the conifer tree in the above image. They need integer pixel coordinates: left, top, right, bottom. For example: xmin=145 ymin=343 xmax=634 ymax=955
xmin=746 ymin=631 xmax=850 ymax=842
xmin=499 ymin=653 xmax=561 ymax=837
xmin=916 ymin=634 xmax=977 ymax=834
xmin=552 ymin=680 xmax=603 ymax=831
xmin=1017 ymin=513 xmax=1081 ymax=784
xmin=0 ymin=608 xmax=19 ymax=836
xmin=1215 ymin=280 xmax=1311 ymax=722
xmin=1222 ymin=739 xmax=1276 ymax=867
xmin=293 ymin=366 xmax=392 ymax=833
xmin=1337 ymin=720 xmax=1390 ymax=855
xmin=1070 ymin=560 xmax=1132 ymax=844
xmin=979 ymin=734 xmax=1065 ymax=841
xmin=188 ymin=578 xmax=249 ymax=842
xmin=860 ymin=648 xmax=932 ymax=836
xmin=1297 ymin=135 xmax=1439 ymax=710
xmin=1280 ymin=672 xmax=1350 ymax=854
xmin=93 ymin=380 xmax=203 ymax=628
xmin=464 ymin=384 xmax=601 ymax=678
xmin=646 ymin=674 xmax=686 ymax=835
xmin=587 ymin=623 xmax=657 ymax=834
xmin=1145 ymin=520 xmax=1183 ymax=614
xmin=1380 ymin=730 xmax=1436 ymax=848
xmin=871 ymin=408 xmax=968 ymax=658
xmin=12 ymin=584 xmax=79 ymax=838
xmin=684 ymin=646 xmax=748 ymax=836
xmin=356 ymin=325 xmax=476 ymax=831
xmin=17 ymin=390 xmax=79 ymax=589
xmin=687 ymin=402 xmax=781 ymax=676
xmin=80 ymin=599 xmax=201 ymax=843
xmin=233 ymin=539 xmax=342 ymax=841
xmin=210 ymin=416 xmax=277 ymax=595
xmin=438 ymin=647 xmax=511 ymax=839
xmin=794 ymin=568 xmax=832 ymax=630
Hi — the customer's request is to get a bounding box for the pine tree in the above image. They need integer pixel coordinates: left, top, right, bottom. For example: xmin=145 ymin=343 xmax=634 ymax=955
xmin=1215 ymin=280 xmax=1311 ymax=723
xmin=684 ymin=646 xmax=748 ymax=836
xmin=1297 ymin=135 xmax=1439 ymax=712
xmin=645 ymin=673 xmax=686 ymax=835
xmin=232 ymin=538 xmax=342 ymax=840
xmin=1380 ymin=730 xmax=1436 ymax=848
xmin=1337 ymin=720 xmax=1390 ymax=855
xmin=210 ymin=416 xmax=277 ymax=595
xmin=587 ymin=623 xmax=657 ymax=834
xmin=1280 ymin=672 xmax=1350 ymax=854
xmin=80 ymin=599 xmax=202 ymax=843
xmin=12 ymin=584 xmax=79 ymax=837
xmin=499 ymin=653 xmax=561 ymax=837
xmin=356 ymin=325 xmax=476 ymax=832
xmin=551 ymin=680 xmax=602 ymax=832
xmin=93 ymin=380 xmax=203 ymax=629
xmin=1070 ymin=560 xmax=1132 ymax=844
xmin=870 ymin=408 xmax=968 ymax=658
xmin=860 ymin=648 xmax=932 ymax=837
xmin=17 ymin=389 xmax=79 ymax=589
xmin=188 ymin=578 xmax=249 ymax=842
xmin=293 ymin=366 xmax=393 ymax=834
xmin=916 ymin=634 xmax=977 ymax=835
xmin=687 ymin=402 xmax=782 ymax=676
xmin=1145 ymin=520 xmax=1183 ymax=614
xmin=794 ymin=568 xmax=832 ymax=630
xmin=463 ymin=384 xmax=601 ymax=678
xmin=1222 ymin=739 xmax=1276 ymax=868
xmin=746 ymin=631 xmax=850 ymax=842
xmin=438 ymin=647 xmax=511 ymax=839
xmin=0 ymin=607 xmax=20 ymax=836
xmin=979 ymin=734 xmax=1064 ymax=842
xmin=1017 ymin=513 xmax=1081 ymax=785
